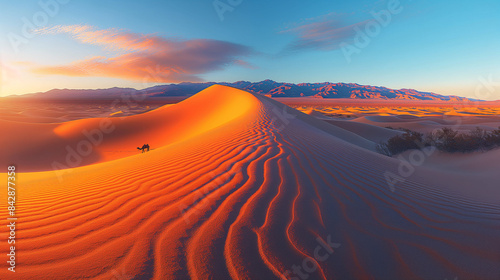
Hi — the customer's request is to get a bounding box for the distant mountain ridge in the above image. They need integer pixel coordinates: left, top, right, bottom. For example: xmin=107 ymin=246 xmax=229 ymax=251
xmin=16 ymin=80 xmax=478 ymax=101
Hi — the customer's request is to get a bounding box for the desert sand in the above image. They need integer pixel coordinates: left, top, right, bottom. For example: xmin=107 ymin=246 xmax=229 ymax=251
xmin=0 ymin=85 xmax=499 ymax=279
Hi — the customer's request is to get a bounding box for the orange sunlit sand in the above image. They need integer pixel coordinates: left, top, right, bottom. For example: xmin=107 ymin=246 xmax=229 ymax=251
xmin=0 ymin=85 xmax=499 ymax=279
xmin=291 ymin=101 xmax=500 ymax=118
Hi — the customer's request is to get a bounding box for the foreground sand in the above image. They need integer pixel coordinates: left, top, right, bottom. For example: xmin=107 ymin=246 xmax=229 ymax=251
xmin=0 ymin=85 xmax=499 ymax=279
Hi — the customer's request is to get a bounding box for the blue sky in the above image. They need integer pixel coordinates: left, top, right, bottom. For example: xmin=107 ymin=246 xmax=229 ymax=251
xmin=0 ymin=0 xmax=499 ymax=99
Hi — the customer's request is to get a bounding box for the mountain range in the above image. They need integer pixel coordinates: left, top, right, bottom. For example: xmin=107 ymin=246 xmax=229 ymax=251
xmin=15 ymin=80 xmax=478 ymax=101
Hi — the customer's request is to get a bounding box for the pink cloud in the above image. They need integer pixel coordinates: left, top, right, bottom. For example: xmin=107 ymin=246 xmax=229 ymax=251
xmin=282 ymin=14 xmax=372 ymax=51
xmin=32 ymin=25 xmax=254 ymax=82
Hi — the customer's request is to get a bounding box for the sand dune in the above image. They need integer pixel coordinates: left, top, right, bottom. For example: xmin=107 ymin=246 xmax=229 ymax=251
xmin=303 ymin=108 xmax=332 ymax=119
xmin=0 ymin=85 xmax=499 ymax=279
xmin=291 ymin=101 xmax=500 ymax=117
xmin=0 ymin=86 xmax=258 ymax=171
xmin=353 ymin=115 xmax=500 ymax=133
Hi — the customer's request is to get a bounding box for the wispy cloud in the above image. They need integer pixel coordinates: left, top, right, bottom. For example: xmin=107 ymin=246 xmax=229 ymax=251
xmin=282 ymin=14 xmax=371 ymax=52
xmin=31 ymin=25 xmax=254 ymax=83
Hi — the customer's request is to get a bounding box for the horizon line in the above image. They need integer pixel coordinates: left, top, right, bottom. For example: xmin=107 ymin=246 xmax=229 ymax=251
xmin=0 ymin=79 xmax=475 ymax=99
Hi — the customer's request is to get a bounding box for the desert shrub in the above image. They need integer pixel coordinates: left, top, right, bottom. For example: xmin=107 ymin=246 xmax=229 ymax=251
xmin=376 ymin=130 xmax=425 ymax=156
xmin=378 ymin=127 xmax=500 ymax=156
xmin=485 ymin=127 xmax=500 ymax=148
xmin=429 ymin=127 xmax=458 ymax=152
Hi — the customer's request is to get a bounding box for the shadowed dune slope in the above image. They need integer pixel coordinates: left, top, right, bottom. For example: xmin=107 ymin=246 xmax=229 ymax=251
xmin=324 ymin=119 xmax=403 ymax=143
xmin=0 ymin=85 xmax=499 ymax=280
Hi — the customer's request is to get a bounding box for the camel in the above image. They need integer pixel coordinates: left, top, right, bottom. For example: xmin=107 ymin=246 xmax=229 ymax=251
xmin=137 ymin=144 xmax=150 ymax=153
